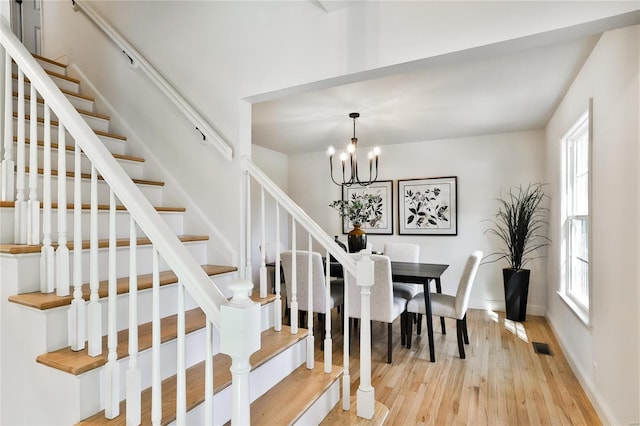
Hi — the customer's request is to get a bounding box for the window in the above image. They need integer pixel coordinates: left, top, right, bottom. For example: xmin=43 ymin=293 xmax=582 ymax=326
xmin=560 ymin=104 xmax=591 ymax=323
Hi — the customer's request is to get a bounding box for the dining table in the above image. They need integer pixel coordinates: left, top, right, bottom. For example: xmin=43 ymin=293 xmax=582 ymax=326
xmin=330 ymin=259 xmax=449 ymax=362
xmin=389 ymin=261 xmax=449 ymax=362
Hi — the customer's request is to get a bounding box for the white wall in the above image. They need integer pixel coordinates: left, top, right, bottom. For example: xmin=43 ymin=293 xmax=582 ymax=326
xmin=545 ymin=25 xmax=639 ymax=425
xmin=287 ymin=129 xmax=546 ymax=314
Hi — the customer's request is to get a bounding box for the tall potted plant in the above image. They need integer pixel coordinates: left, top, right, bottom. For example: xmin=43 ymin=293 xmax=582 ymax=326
xmin=329 ymin=193 xmax=382 ymax=253
xmin=486 ymin=184 xmax=549 ymax=321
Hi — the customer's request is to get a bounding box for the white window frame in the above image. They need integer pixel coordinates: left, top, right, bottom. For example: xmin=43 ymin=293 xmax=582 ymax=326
xmin=559 ymin=101 xmax=592 ymax=326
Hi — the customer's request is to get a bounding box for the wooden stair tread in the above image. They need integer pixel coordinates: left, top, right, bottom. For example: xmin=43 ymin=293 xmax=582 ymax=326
xmin=38 ymin=308 xmax=207 ymax=375
xmin=249 ymin=363 xmax=343 ymax=426
xmin=21 ymin=166 xmax=163 ymax=186
xmin=13 ymin=69 xmax=80 ymax=84
xmin=13 ymin=112 xmax=127 ymax=140
xmin=13 ymin=137 xmax=143 ymax=162
xmin=8 ymin=264 xmax=235 ymax=310
xmin=13 ymin=93 xmax=110 ymax=121
xmin=0 ymin=200 xmax=183 ymax=212
xmin=36 ymin=294 xmax=274 ymax=377
xmin=32 ymin=54 xmax=68 ymax=69
xmin=0 ymin=234 xmax=208 ymax=254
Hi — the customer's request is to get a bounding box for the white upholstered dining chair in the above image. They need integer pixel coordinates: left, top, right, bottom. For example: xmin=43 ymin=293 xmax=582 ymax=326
xmin=384 ymin=243 xmax=421 ymax=300
xmin=346 ymin=254 xmax=407 ymax=363
xmin=280 ymin=251 xmax=343 ymax=339
xmin=406 ymin=251 xmax=482 ymax=359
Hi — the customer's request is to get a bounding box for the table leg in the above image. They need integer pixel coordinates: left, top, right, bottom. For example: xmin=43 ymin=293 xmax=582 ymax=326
xmin=422 ymin=281 xmax=435 ymax=362
xmin=434 ymin=278 xmax=446 ymax=335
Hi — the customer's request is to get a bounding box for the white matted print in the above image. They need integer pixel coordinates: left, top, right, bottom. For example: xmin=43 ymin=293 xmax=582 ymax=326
xmin=398 ymin=177 xmax=457 ymax=235
xmin=342 ymin=180 xmax=394 ymax=235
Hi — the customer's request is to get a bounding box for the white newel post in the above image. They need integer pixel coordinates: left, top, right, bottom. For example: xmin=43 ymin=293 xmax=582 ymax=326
xmin=220 ymin=280 xmax=261 ymax=425
xmin=356 ymin=252 xmax=375 ymax=419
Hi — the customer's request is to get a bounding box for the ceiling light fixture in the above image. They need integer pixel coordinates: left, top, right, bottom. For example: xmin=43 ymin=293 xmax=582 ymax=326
xmin=327 ymin=112 xmax=380 ymax=187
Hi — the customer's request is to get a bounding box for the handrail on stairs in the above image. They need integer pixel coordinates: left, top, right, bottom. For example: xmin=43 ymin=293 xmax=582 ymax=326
xmin=71 ymin=0 xmax=233 ymax=162
xmin=0 ymin=18 xmax=228 ymax=327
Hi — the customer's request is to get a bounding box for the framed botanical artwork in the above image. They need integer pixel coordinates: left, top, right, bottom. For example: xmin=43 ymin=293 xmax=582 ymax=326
xmin=398 ymin=176 xmax=457 ymax=235
xmin=341 ymin=180 xmax=394 ymax=235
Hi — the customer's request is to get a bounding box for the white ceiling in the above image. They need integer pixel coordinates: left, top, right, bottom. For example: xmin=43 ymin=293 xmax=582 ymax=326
xmin=251 ymin=34 xmax=600 ymax=155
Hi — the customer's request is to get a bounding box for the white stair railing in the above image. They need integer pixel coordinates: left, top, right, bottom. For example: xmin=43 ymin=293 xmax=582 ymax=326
xmin=243 ymin=157 xmax=376 ymax=416
xmin=1 ymin=19 xmax=258 ymax=424
xmin=71 ymin=0 xmax=233 ymax=162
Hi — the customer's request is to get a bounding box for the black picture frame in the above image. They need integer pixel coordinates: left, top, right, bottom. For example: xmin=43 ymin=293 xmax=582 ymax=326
xmin=397 ymin=176 xmax=458 ymax=235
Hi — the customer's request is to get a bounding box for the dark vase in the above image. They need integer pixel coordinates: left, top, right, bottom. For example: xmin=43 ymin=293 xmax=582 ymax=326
xmin=503 ymin=268 xmax=531 ymax=322
xmin=347 ymin=224 xmax=367 ymax=253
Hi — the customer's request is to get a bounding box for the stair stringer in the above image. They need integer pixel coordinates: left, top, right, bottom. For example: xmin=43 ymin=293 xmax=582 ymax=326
xmin=64 ymin=63 xmax=239 ymax=276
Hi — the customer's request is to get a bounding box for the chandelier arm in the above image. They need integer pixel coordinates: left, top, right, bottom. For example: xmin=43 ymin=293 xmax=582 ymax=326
xmin=328 ymin=156 xmax=344 ymax=187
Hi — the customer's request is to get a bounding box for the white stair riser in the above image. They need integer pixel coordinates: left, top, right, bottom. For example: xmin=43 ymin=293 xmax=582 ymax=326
xmin=10 ymin=173 xmax=163 ymax=206
xmin=0 ymin=207 xmax=184 ymax=244
xmin=33 ymin=58 xmax=67 ymax=75
xmin=13 ymin=118 xmax=119 ymax=147
xmin=13 ymin=60 xmax=67 ymax=78
xmin=2 ymin=241 xmax=208 ymax=294
xmin=13 ymin=141 xmax=144 ymax=180
xmin=12 ymin=73 xmax=80 ymax=94
xmin=13 ymin=98 xmax=110 ymax=132
xmin=185 ymin=336 xmax=307 ymax=425
xmin=35 ymin=281 xmax=203 ymax=352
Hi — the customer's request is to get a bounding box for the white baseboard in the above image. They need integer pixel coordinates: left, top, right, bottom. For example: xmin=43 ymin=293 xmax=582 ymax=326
xmin=545 ymin=313 xmax=616 ymax=425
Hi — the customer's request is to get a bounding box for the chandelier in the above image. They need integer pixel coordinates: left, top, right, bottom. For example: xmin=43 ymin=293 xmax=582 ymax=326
xmin=327 ymin=112 xmax=380 ymax=187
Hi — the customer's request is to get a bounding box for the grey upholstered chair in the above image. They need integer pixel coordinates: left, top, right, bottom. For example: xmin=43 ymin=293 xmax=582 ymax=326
xmin=346 ymin=254 xmax=407 ymax=363
xmin=280 ymin=251 xmax=343 ymax=337
xmin=384 ymin=242 xmax=421 ymax=300
xmin=406 ymin=251 xmax=482 ymax=359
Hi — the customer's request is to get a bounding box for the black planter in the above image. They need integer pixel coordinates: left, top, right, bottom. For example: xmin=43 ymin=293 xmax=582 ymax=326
xmin=347 ymin=224 xmax=367 ymax=253
xmin=503 ymin=268 xmax=530 ymax=322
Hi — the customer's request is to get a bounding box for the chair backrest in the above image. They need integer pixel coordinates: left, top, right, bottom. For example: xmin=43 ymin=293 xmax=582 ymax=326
xmin=346 ymin=254 xmax=395 ymax=323
xmin=384 ymin=243 xmax=420 ymax=263
xmin=280 ymin=251 xmax=331 ymax=313
xmin=454 ymin=251 xmax=483 ymax=318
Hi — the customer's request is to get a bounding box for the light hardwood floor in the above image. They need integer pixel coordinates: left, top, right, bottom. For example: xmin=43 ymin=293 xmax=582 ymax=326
xmin=317 ymin=309 xmax=600 ymax=425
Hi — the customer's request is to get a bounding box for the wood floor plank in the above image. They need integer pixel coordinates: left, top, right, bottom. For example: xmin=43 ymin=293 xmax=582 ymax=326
xmin=321 ymin=309 xmax=601 ymax=425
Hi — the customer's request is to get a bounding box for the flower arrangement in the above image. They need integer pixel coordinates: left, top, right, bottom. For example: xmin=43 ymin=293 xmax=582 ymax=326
xmin=329 ymin=193 xmax=383 ymax=227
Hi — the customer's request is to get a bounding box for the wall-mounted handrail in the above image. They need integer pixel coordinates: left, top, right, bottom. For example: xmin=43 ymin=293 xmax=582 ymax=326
xmin=71 ymin=0 xmax=233 ymax=162
xmin=0 ymin=18 xmax=228 ymax=327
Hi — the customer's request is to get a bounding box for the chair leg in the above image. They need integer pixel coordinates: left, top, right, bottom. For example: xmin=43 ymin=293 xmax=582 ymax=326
xmin=400 ymin=312 xmax=406 ymax=346
xmin=406 ymin=313 xmax=414 ymax=349
xmin=456 ymin=319 xmax=466 ymax=359
xmin=319 ymin=313 xmax=326 ymax=351
xmin=387 ymin=322 xmax=393 ymax=364
xmin=417 ymin=314 xmax=422 ymax=335
xmin=462 ymin=314 xmax=469 ymax=344
xmin=440 ymin=317 xmax=446 ymax=335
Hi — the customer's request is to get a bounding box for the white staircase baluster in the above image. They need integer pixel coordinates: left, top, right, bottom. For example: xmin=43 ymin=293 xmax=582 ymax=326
xmin=274 ymin=203 xmax=282 ymax=331
xmin=204 ymin=319 xmax=214 ymax=425
xmin=87 ymin=165 xmax=102 ymax=356
xmin=105 ymin=190 xmax=119 ymax=419
xmin=40 ymin=102 xmax=54 ymax=293
xmin=14 ymin=68 xmax=26 ymax=243
xmin=342 ymin=272 xmax=350 ymax=411
xmin=356 ymin=253 xmax=375 ymax=419
xmin=324 ymin=248 xmax=332 ymax=373
xmin=56 ymin=124 xmax=69 ymax=296
xmin=259 ymin=187 xmax=267 ymax=298
xmin=151 ymin=248 xmax=162 ymax=426
xmin=306 ymin=234 xmax=314 ymax=369
xmin=126 ymin=215 xmax=141 ymax=426
xmin=1 ymin=51 xmax=14 ymax=201
xmin=68 ymin=143 xmax=85 ymax=351
xmin=290 ymin=217 xmax=298 ymax=334
xmin=176 ymin=281 xmax=186 ymax=425
xmin=244 ymin=168 xmax=251 ymax=280
xmin=27 ymin=83 xmax=39 ymax=245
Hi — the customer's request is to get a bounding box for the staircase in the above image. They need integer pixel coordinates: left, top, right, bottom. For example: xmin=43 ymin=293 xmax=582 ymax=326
xmin=0 ymin=47 xmax=344 ymax=424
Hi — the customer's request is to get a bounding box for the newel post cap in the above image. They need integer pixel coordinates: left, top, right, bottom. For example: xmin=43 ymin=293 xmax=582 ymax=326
xmin=220 ymin=280 xmax=261 ymax=358
xmin=355 ymin=251 xmax=374 ymax=288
